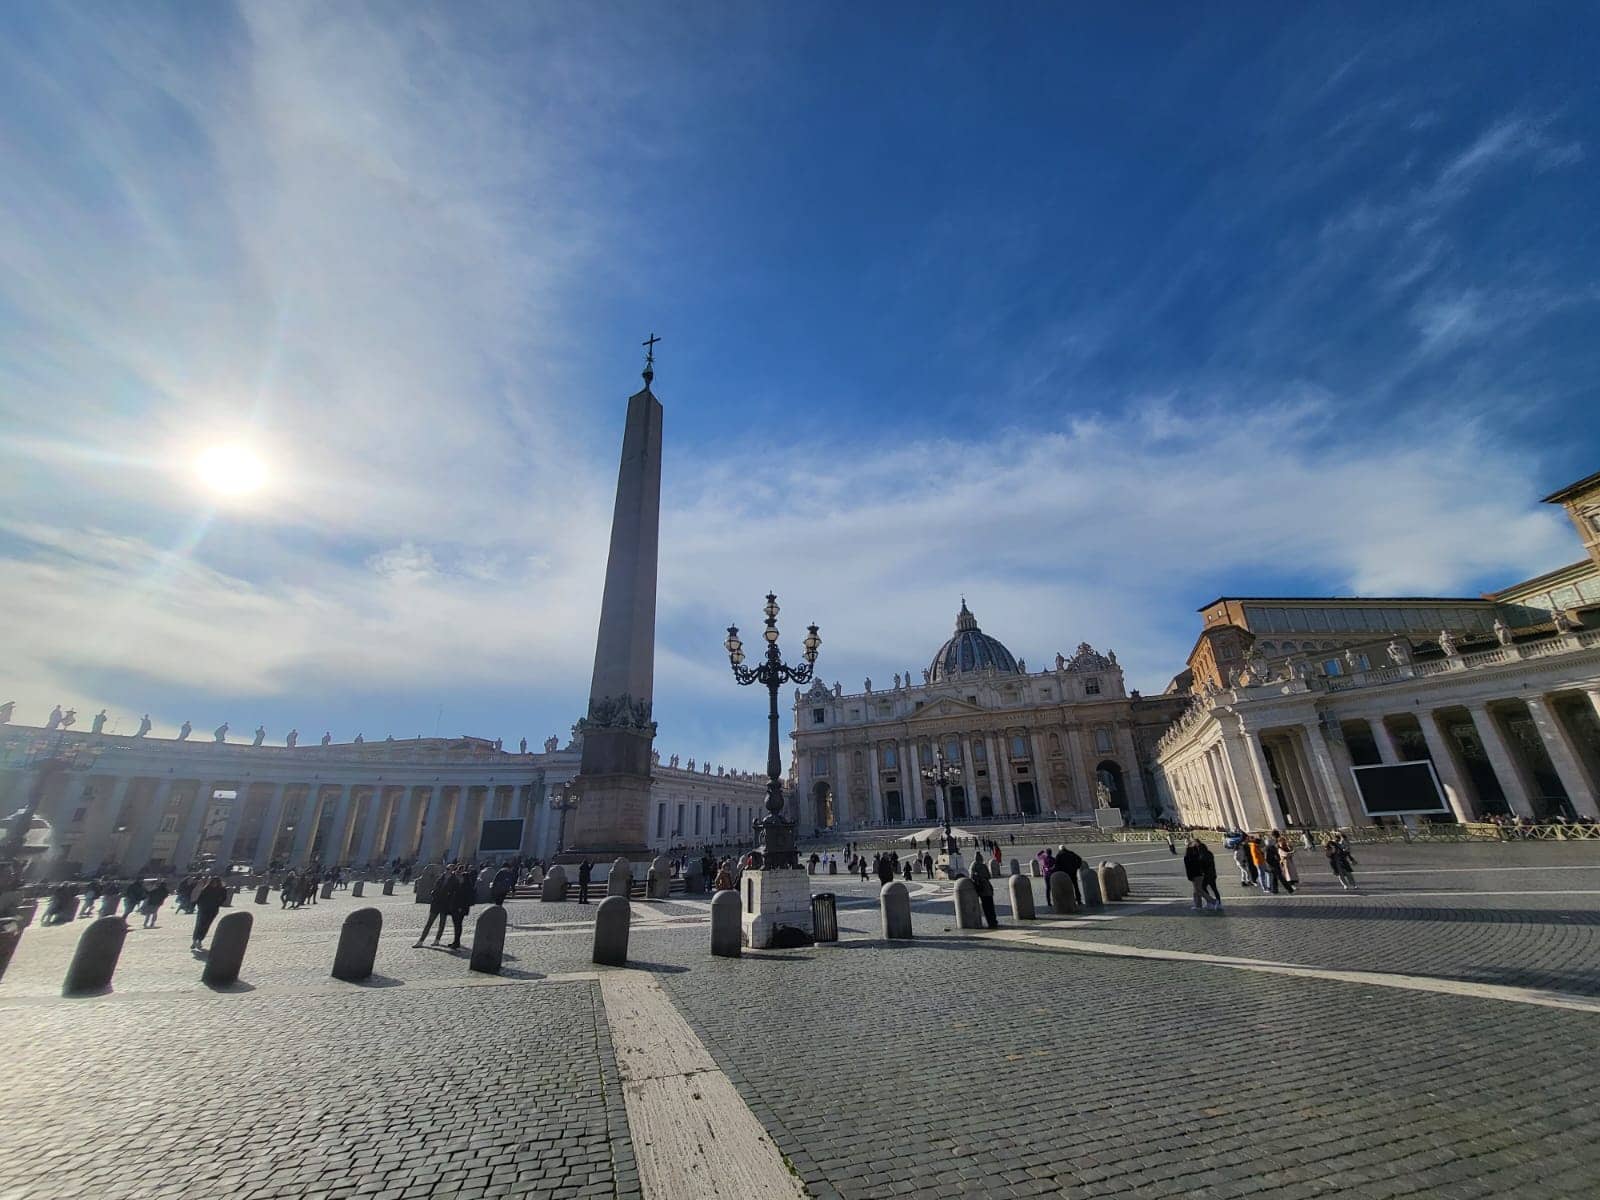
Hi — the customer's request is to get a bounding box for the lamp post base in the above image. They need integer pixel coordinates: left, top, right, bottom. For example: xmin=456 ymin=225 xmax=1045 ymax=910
xmin=740 ymin=868 xmax=814 ymax=949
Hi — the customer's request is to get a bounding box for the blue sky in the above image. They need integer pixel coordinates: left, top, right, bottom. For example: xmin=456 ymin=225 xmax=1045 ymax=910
xmin=1 ymin=2 xmax=1596 ymax=768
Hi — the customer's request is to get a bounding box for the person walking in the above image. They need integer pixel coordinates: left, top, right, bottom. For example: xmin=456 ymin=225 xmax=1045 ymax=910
xmin=922 ymin=851 xmax=933 ymax=879
xmin=1183 ymin=837 xmax=1221 ymax=910
xmin=1326 ymin=839 xmax=1358 ymax=889
xmin=1256 ymin=834 xmax=1278 ymax=894
xmin=490 ymin=863 xmax=515 ymax=906
xmin=190 ymin=875 xmax=227 ymax=951
xmin=577 ymin=859 xmax=593 ymax=905
xmin=121 ymin=877 xmax=146 ymax=919
xmin=1276 ymin=832 xmax=1299 ymax=894
xmin=1234 ymin=839 xmax=1256 ymax=888
xmin=448 ymin=867 xmax=474 ymax=949
xmin=970 ymin=859 xmax=999 ymax=929
xmin=416 ymin=867 xmax=459 ymax=946
xmin=279 ymin=870 xmax=297 ymax=909
xmin=140 ymin=880 xmax=170 ymax=928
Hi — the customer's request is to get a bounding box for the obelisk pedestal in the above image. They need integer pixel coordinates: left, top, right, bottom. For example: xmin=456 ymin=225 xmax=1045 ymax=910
xmin=565 ymin=364 xmax=664 ymax=861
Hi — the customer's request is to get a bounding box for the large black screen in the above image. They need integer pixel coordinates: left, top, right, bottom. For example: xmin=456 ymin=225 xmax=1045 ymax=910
xmin=1351 ymin=762 xmax=1448 ymax=815
xmin=478 ymin=818 xmax=524 ymax=853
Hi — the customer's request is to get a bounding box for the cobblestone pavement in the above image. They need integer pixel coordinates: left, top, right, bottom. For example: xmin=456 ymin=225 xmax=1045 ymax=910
xmin=3 ymin=841 xmax=1599 ymax=1198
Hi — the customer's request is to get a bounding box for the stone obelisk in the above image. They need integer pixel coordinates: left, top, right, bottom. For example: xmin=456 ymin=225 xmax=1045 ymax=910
xmin=566 ymin=347 xmax=663 ymax=858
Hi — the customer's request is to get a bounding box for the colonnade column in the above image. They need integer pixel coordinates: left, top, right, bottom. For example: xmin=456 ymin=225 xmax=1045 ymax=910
xmin=289 ymin=787 xmax=324 ymax=868
xmin=75 ymin=775 xmax=131 ymax=872
xmin=252 ymin=784 xmax=289 ymax=872
xmin=416 ymin=785 xmax=452 ymax=862
xmin=322 ymin=785 xmax=354 ymax=864
xmin=1300 ymin=724 xmax=1356 ymax=829
xmin=212 ymin=783 xmax=252 ymax=867
xmin=1415 ymin=714 xmax=1476 ymax=823
xmin=1222 ymin=720 xmax=1286 ymax=830
xmin=354 ymin=787 xmax=388 ymax=864
xmin=123 ymin=779 xmax=175 ymax=872
xmin=1465 ymin=704 xmax=1536 ymax=819
xmin=1367 ymin=717 xmax=1401 ymax=764
xmin=171 ymin=781 xmax=217 ymax=869
xmin=1523 ymin=696 xmax=1598 ymax=818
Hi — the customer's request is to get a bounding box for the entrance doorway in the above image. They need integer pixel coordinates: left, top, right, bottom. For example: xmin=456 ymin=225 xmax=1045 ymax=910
xmin=811 ymin=781 xmax=834 ymax=830
xmin=950 ymin=786 xmax=969 ymax=820
xmin=1016 ymin=781 xmax=1038 ymax=815
xmin=885 ymin=790 xmax=903 ymax=822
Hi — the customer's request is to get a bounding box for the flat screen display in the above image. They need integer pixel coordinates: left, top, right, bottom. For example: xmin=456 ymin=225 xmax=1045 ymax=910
xmin=478 ymin=818 xmax=524 ymax=853
xmin=1351 ymin=762 xmax=1449 ymax=816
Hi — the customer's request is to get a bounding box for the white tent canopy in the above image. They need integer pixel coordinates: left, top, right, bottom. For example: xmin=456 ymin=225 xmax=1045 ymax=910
xmin=897 ymin=826 xmax=977 ymax=844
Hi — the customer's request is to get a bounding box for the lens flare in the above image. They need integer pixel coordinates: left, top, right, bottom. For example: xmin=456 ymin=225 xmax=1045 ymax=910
xmin=194 ymin=443 xmax=268 ymax=496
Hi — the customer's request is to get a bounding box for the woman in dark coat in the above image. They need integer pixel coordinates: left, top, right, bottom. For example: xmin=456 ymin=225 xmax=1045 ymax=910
xmin=191 ymin=875 xmax=227 ymax=950
xmin=969 ymin=859 xmax=999 ymax=929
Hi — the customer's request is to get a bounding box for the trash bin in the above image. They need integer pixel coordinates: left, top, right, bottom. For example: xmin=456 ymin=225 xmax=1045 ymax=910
xmin=811 ymin=893 xmax=838 ymax=943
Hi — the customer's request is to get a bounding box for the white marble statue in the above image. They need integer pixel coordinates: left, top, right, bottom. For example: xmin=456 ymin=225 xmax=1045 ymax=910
xmin=1493 ymin=618 xmax=1513 ymax=646
xmin=1438 ymin=629 xmax=1457 ymax=656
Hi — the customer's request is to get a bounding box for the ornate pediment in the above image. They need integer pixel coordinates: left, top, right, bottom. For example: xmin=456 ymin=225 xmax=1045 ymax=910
xmin=1063 ymin=642 xmax=1114 ymax=672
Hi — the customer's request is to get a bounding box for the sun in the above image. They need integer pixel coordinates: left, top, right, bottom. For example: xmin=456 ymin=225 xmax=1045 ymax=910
xmin=194 ymin=443 xmax=269 ymax=497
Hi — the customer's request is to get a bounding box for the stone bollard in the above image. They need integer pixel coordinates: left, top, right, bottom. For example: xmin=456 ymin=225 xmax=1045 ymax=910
xmin=647 ymin=867 xmax=670 ymax=900
xmin=953 ymin=877 xmax=983 ymax=929
xmin=320 ymin=881 xmax=335 ymax=900
xmin=414 ymin=864 xmax=441 ymax=904
xmin=879 ymin=881 xmax=913 ymax=940
xmin=382 ymin=879 xmax=396 ymax=896
xmin=470 ymin=905 xmax=507 ymax=975
xmin=541 ymin=865 xmax=569 ymax=902
xmin=1030 ymin=860 xmax=1042 ymax=877
xmin=201 ymin=911 xmax=253 ymax=986
xmin=352 ymin=880 xmax=365 ymax=898
xmin=222 ymin=888 xmax=235 ymax=908
xmin=710 ymin=889 xmax=741 ymax=958
xmin=254 ymin=884 xmax=270 ymax=905
xmin=1078 ymin=865 xmax=1102 ymax=907
xmin=1009 ymin=857 xmax=1021 ymax=876
xmin=1047 ymin=871 xmax=1076 ymax=914
xmin=1008 ymin=874 xmax=1036 ymax=920
xmin=331 ymin=908 xmax=383 ymax=982
xmin=592 ymin=895 xmax=630 ymax=966
xmin=606 ymin=858 xmax=633 ymax=899
xmin=99 ymin=894 xmax=119 ymax=917
xmin=1114 ymin=862 xmax=1131 ymax=897
xmin=63 ymin=916 xmax=128 ymax=996
xmin=1096 ymin=862 xmax=1117 ymax=902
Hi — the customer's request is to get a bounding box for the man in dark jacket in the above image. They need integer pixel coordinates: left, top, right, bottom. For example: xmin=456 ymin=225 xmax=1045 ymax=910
xmin=875 ymin=853 xmax=895 ymax=885
xmin=191 ymin=875 xmax=228 ymax=951
xmin=416 ymin=868 xmax=459 ymax=947
xmin=449 ymin=868 xmax=474 ymax=948
xmin=577 ymin=859 xmax=593 ymax=904
xmin=1054 ymin=846 xmax=1084 ymax=905
xmin=1183 ymin=837 xmax=1220 ymax=910
xmin=490 ymin=864 xmax=515 ymax=906
xmin=969 ymin=860 xmax=999 ymax=929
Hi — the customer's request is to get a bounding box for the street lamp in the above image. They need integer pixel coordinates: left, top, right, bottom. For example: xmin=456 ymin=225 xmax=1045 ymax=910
xmin=1 ymin=728 xmax=104 ymax=899
xmin=725 ymin=592 xmax=819 ymax=870
xmin=550 ymin=780 xmax=580 ymax=856
xmin=921 ymin=748 xmax=962 ymax=862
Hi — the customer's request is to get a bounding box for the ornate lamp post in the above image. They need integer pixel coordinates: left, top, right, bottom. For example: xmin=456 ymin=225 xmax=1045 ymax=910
xmin=921 ymin=748 xmax=963 ymax=862
xmin=550 ymin=780 xmax=580 ymax=856
xmin=725 ymin=593 xmax=819 ymax=870
xmin=1 ymin=729 xmax=103 ymax=882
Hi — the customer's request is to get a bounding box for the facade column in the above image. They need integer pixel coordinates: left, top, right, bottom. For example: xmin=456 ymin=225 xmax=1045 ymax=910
xmin=957 ymin=735 xmax=978 ymax=818
xmin=171 ymin=781 xmax=217 ymax=870
xmin=1072 ymin=727 xmax=1099 ymax=814
xmin=289 ymin=786 xmax=324 ymax=868
xmin=1029 ymin=731 xmax=1054 ymax=813
xmin=1275 ymin=737 xmax=1319 ymax=827
xmin=833 ymin=750 xmax=849 ymax=828
xmin=123 ymin=779 xmax=176 ymax=872
xmin=1465 ymin=704 xmax=1536 ymax=819
xmin=867 ymin=745 xmax=883 ymax=826
xmin=323 ymin=785 xmax=356 ymax=865
xmin=74 ymin=775 xmax=131 ymax=872
xmin=1116 ymin=723 xmax=1152 ymax=819
xmin=905 ymin=742 xmax=924 ymax=820
xmin=1367 ymin=716 xmax=1401 ymax=763
xmin=988 ymin=732 xmax=1011 ymax=814
xmin=1524 ymin=696 xmax=1599 ymax=819
xmin=252 ymin=784 xmax=289 ymax=871
xmin=1301 ymin=724 xmax=1356 ymax=828
xmin=1415 ymin=713 xmax=1476 ymax=823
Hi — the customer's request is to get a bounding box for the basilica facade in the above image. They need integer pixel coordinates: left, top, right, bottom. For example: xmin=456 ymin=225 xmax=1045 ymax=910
xmin=788 ymin=602 xmax=1186 ymax=830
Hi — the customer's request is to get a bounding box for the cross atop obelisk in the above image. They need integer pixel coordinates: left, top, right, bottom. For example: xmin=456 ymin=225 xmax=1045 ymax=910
xmin=566 ymin=346 xmax=665 ymax=858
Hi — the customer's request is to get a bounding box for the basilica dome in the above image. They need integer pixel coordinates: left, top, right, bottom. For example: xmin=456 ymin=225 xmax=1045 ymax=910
xmin=929 ymin=601 xmax=1023 ymax=683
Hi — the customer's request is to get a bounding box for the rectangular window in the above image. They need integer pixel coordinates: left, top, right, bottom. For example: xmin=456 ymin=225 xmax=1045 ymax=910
xmin=973 ymin=741 xmax=986 ymax=762
xmin=1094 ymin=729 xmax=1112 ymax=754
xmin=159 ymin=815 xmax=178 ymax=833
xmin=71 ymin=807 xmax=87 ymax=824
xmin=920 ymin=744 xmax=933 ymax=766
xmin=879 ymin=704 xmax=892 ymax=718
xmin=1011 ymin=736 xmax=1027 ymax=758
xmin=914 ymin=701 xmax=924 ymax=711
xmin=812 ymin=707 xmax=826 ymax=724
xmin=675 ymin=804 xmax=684 ymax=836
xmin=1085 ymin=678 xmax=1101 ymax=695
xmin=1324 ymin=658 xmax=1342 ymax=676
xmin=694 ymin=806 xmax=701 ymax=835
xmin=815 ymin=753 xmax=828 ymax=775
xmin=656 ymin=803 xmax=666 ymax=839
xmin=945 ymin=739 xmax=961 ymax=761
xmin=881 ymin=745 xmax=896 ymax=769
